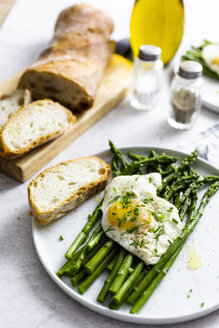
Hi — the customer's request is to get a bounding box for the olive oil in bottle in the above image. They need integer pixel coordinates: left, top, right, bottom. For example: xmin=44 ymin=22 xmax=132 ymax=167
xmin=130 ymin=0 xmax=184 ymax=64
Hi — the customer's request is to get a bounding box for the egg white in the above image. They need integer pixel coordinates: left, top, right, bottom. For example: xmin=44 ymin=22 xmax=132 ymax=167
xmin=101 ymin=174 xmax=184 ymax=265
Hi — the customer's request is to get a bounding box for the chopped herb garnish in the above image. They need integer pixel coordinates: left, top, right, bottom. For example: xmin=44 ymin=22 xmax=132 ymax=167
xmin=167 ymin=207 xmax=174 ymax=213
xmin=59 ymin=235 xmax=64 ymax=241
xmin=168 ymin=239 xmax=172 ymax=245
xmin=112 ymin=212 xmax=116 ymax=215
xmin=123 ymin=213 xmax=128 ymax=223
xmin=154 ymin=248 xmax=158 ymax=253
xmin=134 ymin=206 xmax=140 ymax=216
xmin=105 ymin=226 xmax=114 ymax=233
xmin=149 ymin=177 xmax=152 ymax=183
xmin=172 ymin=218 xmax=178 ymax=224
xmin=189 ymin=289 xmax=192 ymax=293
xmin=187 ymin=295 xmax=190 ymax=298
xmin=201 ymin=302 xmax=205 ymax=307
xmin=141 ymin=242 xmax=145 ymax=247
xmin=154 ymin=225 xmax=164 ymax=239
xmin=126 ymin=223 xmax=145 ymax=234
xmin=113 ymin=187 xmax=117 ymax=194
xmin=142 ymin=197 xmax=154 ymax=204
xmin=130 ymin=217 xmax=138 ymax=222
xmin=135 ymin=177 xmax=139 ymax=181
xmin=116 ymin=217 xmax=122 ymax=227
xmin=109 ymin=195 xmax=121 ymax=205
xmin=129 ymin=239 xmax=140 ymax=246
xmin=149 ymin=210 xmax=165 ymax=222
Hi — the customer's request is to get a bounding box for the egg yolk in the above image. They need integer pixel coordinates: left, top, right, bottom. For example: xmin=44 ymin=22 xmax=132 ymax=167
xmin=212 ymin=56 xmax=219 ymax=66
xmin=108 ymin=200 xmax=151 ymax=230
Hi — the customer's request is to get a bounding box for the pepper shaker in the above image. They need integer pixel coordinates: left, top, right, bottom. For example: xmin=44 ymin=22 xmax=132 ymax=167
xmin=130 ymin=45 xmax=163 ymax=110
xmin=167 ymin=60 xmax=203 ymax=130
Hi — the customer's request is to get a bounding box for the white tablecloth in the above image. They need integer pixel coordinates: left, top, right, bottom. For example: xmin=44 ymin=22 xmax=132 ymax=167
xmin=1 ymin=1 xmax=219 ymax=327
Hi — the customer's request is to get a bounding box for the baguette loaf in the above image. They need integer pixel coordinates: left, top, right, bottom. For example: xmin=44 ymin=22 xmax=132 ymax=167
xmin=28 ymin=156 xmax=110 ymax=224
xmin=18 ymin=3 xmax=114 ymax=111
xmin=0 ymin=99 xmax=76 ymax=159
xmin=0 ymin=89 xmax=31 ymax=130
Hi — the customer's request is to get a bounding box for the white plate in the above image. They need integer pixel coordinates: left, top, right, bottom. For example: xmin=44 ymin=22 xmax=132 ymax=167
xmin=32 ymin=146 xmax=219 ymax=325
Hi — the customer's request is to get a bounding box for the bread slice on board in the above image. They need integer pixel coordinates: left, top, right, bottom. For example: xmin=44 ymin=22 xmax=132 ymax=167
xmin=28 ymin=156 xmax=111 ymax=224
xmin=0 ymin=89 xmax=31 ymax=130
xmin=0 ymin=99 xmax=76 ymax=159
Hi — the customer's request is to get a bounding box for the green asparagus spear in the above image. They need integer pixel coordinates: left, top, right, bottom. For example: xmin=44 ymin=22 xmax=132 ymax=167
xmin=65 ymin=201 xmax=103 ymax=259
xmin=86 ymin=229 xmax=105 ymax=251
xmin=188 ymin=193 xmax=198 ymax=221
xmin=120 ymin=155 xmax=178 ymax=176
xmin=130 ymin=243 xmax=184 ymax=314
xmin=71 ymin=269 xmax=87 ymax=286
xmin=109 ymin=253 xmax=134 ymax=294
xmin=109 ymin=140 xmax=129 ymax=169
xmin=109 ymin=270 xmax=146 ymax=310
xmin=57 ymin=246 xmax=85 ymax=276
xmin=84 ymin=239 xmax=115 ymax=274
xmin=78 ymin=248 xmax=118 ymax=294
xmin=70 ymin=224 xmax=103 ymax=273
xmin=113 ymin=262 xmax=144 ymax=304
xmin=97 ymin=248 xmax=126 ymax=303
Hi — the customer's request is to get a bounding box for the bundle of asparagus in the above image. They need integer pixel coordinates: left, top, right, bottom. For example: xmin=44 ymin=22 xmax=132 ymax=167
xmin=57 ymin=141 xmax=219 ymax=314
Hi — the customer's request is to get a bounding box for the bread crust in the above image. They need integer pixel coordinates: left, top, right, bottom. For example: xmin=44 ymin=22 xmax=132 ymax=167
xmin=28 ymin=156 xmax=111 ymax=224
xmin=18 ymin=4 xmax=114 ymax=111
xmin=0 ymin=99 xmax=76 ymax=159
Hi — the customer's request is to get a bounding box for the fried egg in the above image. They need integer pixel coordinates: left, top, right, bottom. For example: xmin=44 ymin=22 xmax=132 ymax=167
xmin=101 ymin=174 xmax=184 ymax=265
xmin=202 ymin=44 xmax=219 ymax=75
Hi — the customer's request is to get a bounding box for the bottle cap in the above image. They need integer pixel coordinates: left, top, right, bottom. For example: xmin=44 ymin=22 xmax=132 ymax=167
xmin=178 ymin=60 xmax=203 ymax=79
xmin=138 ymin=45 xmax=161 ymax=61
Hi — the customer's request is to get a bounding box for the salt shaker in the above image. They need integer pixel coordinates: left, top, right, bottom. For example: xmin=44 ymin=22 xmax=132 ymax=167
xmin=167 ymin=60 xmax=203 ymax=130
xmin=130 ymin=45 xmax=163 ymax=110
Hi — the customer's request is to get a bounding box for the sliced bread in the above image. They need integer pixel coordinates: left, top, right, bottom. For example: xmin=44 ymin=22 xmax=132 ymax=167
xmin=0 ymin=99 xmax=76 ymax=159
xmin=0 ymin=89 xmax=32 ymax=131
xmin=28 ymin=156 xmax=111 ymax=224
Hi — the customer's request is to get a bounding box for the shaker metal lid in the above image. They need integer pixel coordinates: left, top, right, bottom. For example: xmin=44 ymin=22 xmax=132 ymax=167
xmin=138 ymin=45 xmax=161 ymax=61
xmin=178 ymin=60 xmax=203 ymax=79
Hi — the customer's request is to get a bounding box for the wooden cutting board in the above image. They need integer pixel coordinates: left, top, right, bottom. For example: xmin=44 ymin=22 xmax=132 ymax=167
xmin=0 ymin=0 xmax=15 ymax=26
xmin=0 ymin=54 xmax=132 ymax=182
